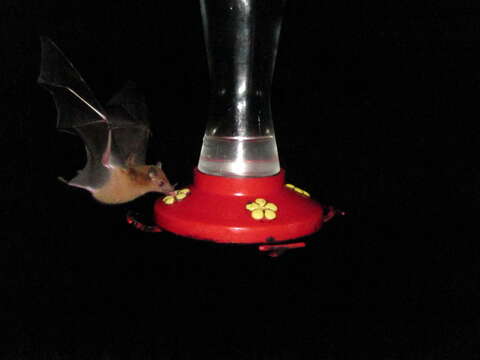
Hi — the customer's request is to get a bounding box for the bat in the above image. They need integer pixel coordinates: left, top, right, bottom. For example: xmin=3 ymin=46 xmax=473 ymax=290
xmin=38 ymin=37 xmax=175 ymax=204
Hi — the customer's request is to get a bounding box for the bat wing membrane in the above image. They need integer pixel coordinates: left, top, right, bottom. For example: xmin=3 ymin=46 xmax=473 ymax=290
xmin=106 ymin=83 xmax=151 ymax=167
xmin=38 ymin=37 xmax=111 ymax=190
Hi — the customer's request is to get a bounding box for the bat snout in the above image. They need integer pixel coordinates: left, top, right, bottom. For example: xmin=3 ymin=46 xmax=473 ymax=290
xmin=152 ymin=178 xmax=175 ymax=195
xmin=160 ymin=182 xmax=175 ymax=195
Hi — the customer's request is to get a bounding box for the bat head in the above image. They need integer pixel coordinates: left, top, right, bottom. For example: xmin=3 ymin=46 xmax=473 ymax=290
xmin=147 ymin=166 xmax=175 ymax=195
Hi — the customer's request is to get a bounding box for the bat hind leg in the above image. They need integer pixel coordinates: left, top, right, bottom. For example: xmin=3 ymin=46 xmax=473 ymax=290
xmin=57 ymin=176 xmax=94 ymax=192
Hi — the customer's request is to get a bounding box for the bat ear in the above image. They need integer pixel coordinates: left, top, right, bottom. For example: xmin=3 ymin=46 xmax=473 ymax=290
xmin=148 ymin=166 xmax=158 ymax=179
xmin=148 ymin=167 xmax=164 ymax=186
xmin=156 ymin=161 xmax=162 ymax=169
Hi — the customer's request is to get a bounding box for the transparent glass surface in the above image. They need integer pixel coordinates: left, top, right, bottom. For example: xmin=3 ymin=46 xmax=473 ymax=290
xmin=197 ymin=0 xmax=286 ymax=177
xmin=199 ymin=135 xmax=279 ymax=177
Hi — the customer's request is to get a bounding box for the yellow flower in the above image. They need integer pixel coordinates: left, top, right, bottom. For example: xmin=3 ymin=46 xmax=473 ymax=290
xmin=246 ymin=198 xmax=278 ymax=220
xmin=162 ymin=188 xmax=191 ymax=205
xmin=285 ymin=183 xmax=310 ymax=197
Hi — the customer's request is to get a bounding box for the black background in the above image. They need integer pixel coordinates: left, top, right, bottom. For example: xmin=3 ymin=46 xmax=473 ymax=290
xmin=2 ymin=1 xmax=479 ymax=358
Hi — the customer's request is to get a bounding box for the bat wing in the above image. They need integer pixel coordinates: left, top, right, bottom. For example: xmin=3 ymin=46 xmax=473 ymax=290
xmin=38 ymin=37 xmax=111 ymax=190
xmin=105 ymin=83 xmax=151 ymax=167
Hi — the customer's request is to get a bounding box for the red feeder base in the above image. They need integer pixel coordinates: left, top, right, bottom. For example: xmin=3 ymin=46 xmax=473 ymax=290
xmin=154 ymin=168 xmax=335 ymax=249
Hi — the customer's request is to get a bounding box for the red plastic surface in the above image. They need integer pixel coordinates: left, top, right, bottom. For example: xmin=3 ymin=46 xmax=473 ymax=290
xmin=154 ymin=168 xmax=325 ymax=244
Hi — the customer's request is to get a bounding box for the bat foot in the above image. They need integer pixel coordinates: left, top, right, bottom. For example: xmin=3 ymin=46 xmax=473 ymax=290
xmin=57 ymin=176 xmax=69 ymax=185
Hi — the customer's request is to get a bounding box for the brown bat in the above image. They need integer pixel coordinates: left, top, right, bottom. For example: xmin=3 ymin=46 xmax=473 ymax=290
xmin=38 ymin=37 xmax=174 ymax=204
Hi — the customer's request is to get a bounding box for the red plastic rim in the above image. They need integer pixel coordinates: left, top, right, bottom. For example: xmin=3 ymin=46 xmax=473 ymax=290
xmin=154 ymin=168 xmax=325 ymax=244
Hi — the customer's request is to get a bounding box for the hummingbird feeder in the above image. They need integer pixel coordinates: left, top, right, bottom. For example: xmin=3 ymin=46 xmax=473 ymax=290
xmin=153 ymin=0 xmax=340 ymax=254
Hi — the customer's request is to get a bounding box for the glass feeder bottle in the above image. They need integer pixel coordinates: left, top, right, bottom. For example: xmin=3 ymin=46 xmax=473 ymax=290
xmin=197 ymin=0 xmax=286 ymax=177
